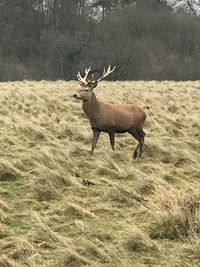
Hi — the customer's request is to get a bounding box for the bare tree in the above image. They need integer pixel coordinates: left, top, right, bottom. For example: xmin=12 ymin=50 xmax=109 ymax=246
xmin=168 ymin=0 xmax=200 ymax=20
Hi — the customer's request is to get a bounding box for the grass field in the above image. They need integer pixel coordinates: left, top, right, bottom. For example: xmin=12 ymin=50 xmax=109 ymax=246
xmin=0 ymin=80 xmax=200 ymax=267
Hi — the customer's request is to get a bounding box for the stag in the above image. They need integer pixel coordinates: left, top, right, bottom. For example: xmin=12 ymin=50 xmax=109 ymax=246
xmin=73 ymin=66 xmax=149 ymax=159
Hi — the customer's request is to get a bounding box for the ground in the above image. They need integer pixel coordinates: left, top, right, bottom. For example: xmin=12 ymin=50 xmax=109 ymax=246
xmin=0 ymin=80 xmax=200 ymax=267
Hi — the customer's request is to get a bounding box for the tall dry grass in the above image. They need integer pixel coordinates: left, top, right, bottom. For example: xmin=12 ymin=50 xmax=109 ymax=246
xmin=0 ymin=80 xmax=199 ymax=267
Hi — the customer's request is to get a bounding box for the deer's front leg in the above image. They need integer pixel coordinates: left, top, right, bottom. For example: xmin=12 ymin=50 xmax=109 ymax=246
xmin=108 ymin=132 xmax=115 ymax=150
xmin=90 ymin=129 xmax=100 ymax=155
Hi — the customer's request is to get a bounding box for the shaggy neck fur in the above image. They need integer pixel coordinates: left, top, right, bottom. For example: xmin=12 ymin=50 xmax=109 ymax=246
xmin=82 ymin=92 xmax=100 ymax=119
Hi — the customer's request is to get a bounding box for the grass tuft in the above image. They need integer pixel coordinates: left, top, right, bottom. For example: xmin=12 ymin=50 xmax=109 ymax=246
xmin=0 ymin=160 xmax=22 ymax=181
xmin=0 ymin=255 xmax=15 ymax=267
xmin=145 ymin=184 xmax=200 ymax=240
xmin=124 ymin=227 xmax=159 ymax=253
xmin=65 ymin=202 xmax=97 ymax=219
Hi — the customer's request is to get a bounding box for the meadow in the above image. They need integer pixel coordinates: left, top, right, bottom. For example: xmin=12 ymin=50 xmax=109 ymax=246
xmin=0 ymin=80 xmax=200 ymax=267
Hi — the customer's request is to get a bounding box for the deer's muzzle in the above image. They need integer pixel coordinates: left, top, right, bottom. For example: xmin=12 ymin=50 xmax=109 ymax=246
xmin=73 ymin=93 xmax=81 ymax=99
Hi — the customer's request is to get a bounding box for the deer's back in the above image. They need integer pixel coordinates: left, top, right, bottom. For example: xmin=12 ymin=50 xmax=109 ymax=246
xmin=91 ymin=102 xmax=146 ymax=133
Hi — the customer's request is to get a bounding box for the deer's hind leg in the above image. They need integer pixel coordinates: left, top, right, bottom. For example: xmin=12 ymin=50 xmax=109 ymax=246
xmin=129 ymin=128 xmax=145 ymax=159
xmin=139 ymin=129 xmax=146 ymax=157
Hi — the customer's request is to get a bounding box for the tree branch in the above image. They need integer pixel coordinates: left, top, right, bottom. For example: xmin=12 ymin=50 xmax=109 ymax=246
xmin=186 ymin=0 xmax=200 ymax=20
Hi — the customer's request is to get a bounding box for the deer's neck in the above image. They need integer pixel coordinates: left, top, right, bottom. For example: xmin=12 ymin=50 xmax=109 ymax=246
xmin=82 ymin=93 xmax=100 ymax=120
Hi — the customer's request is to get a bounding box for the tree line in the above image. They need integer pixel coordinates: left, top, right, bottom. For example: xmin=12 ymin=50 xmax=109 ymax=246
xmin=0 ymin=0 xmax=199 ymax=81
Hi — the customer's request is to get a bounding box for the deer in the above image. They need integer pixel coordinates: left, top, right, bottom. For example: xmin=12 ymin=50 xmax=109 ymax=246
xmin=73 ymin=65 xmax=149 ymax=159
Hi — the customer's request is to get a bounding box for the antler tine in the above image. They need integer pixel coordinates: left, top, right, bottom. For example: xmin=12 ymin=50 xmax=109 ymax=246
xmin=77 ymin=71 xmax=82 ymax=80
xmin=77 ymin=71 xmax=85 ymax=84
xmin=77 ymin=71 xmax=82 ymax=81
xmin=97 ymin=65 xmax=116 ymax=82
xmin=102 ymin=67 xmax=106 ymax=77
xmin=85 ymin=67 xmax=91 ymax=74
xmin=84 ymin=67 xmax=91 ymax=79
xmin=77 ymin=67 xmax=91 ymax=85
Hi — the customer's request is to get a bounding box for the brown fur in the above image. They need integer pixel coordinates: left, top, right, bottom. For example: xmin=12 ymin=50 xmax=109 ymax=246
xmin=74 ymin=88 xmax=148 ymax=159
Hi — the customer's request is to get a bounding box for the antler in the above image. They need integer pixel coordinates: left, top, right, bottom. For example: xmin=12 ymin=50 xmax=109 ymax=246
xmin=97 ymin=65 xmax=116 ymax=82
xmin=77 ymin=65 xmax=116 ymax=86
xmin=77 ymin=67 xmax=91 ymax=85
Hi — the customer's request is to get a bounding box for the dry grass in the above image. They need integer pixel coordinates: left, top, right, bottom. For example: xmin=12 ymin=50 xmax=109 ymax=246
xmin=143 ymin=184 xmax=200 ymax=240
xmin=0 ymin=80 xmax=199 ymax=267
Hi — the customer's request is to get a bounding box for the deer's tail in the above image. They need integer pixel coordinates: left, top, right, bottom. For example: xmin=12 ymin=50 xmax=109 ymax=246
xmin=140 ymin=105 xmax=150 ymax=110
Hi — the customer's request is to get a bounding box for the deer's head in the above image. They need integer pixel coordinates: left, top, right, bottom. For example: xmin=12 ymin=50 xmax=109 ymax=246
xmin=73 ymin=65 xmax=116 ymax=101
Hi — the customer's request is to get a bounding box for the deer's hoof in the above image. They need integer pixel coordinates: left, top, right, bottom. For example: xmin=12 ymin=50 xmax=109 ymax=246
xmin=133 ymin=151 xmax=139 ymax=159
